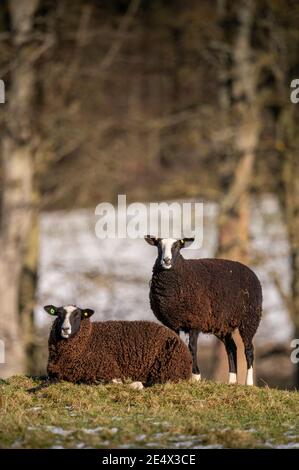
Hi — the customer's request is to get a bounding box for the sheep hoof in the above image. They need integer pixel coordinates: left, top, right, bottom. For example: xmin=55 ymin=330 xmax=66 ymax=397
xmin=228 ymin=372 xmax=237 ymax=384
xmin=129 ymin=381 xmax=144 ymax=390
xmin=191 ymin=373 xmax=201 ymax=382
xmin=112 ymin=378 xmax=123 ymax=384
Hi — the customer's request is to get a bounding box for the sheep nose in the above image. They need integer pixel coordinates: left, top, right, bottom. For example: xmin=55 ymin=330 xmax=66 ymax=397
xmin=62 ymin=327 xmax=70 ymax=333
xmin=163 ymin=257 xmax=171 ymax=265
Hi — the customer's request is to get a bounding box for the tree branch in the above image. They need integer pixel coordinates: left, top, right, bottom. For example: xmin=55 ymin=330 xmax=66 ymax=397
xmin=99 ymin=0 xmax=140 ymax=72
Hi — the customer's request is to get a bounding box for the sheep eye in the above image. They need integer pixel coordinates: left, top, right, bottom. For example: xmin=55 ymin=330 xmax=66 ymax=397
xmin=50 ymin=308 xmax=55 ymax=315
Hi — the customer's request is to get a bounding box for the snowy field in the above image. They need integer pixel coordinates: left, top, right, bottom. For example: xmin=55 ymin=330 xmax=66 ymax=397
xmin=36 ymin=195 xmax=293 ymax=347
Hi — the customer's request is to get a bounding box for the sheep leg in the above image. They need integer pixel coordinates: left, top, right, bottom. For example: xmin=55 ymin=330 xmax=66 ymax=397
xmin=188 ymin=329 xmax=201 ymax=381
xmin=239 ymin=327 xmax=255 ymax=386
xmin=222 ymin=334 xmax=237 ymax=384
xmin=244 ymin=342 xmax=254 ymax=386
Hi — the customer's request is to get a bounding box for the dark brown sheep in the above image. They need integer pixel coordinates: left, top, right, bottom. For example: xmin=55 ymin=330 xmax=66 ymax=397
xmin=145 ymin=236 xmax=263 ymax=386
xmin=45 ymin=305 xmax=192 ymax=388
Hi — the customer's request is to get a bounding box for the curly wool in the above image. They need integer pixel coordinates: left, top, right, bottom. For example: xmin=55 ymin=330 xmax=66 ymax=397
xmin=150 ymin=256 xmax=262 ymax=341
xmin=48 ymin=320 xmax=192 ymax=385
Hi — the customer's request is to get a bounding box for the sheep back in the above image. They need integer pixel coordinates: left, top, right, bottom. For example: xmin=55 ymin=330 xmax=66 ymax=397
xmin=47 ymin=319 xmax=192 ymax=384
xmin=150 ymin=258 xmax=262 ymax=337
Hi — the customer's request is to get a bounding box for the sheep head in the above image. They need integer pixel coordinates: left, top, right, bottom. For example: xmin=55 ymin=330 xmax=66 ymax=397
xmin=144 ymin=236 xmax=194 ymax=270
xmin=44 ymin=305 xmax=94 ymax=339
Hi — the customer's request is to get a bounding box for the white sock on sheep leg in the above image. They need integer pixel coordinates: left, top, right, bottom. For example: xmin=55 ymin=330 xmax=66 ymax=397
xmin=129 ymin=381 xmax=144 ymax=390
xmin=246 ymin=367 xmax=254 ymax=386
xmin=229 ymin=372 xmax=237 ymax=384
xmin=192 ymin=373 xmax=201 ymax=382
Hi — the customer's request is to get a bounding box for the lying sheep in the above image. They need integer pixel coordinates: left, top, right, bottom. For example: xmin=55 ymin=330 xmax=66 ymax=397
xmin=42 ymin=305 xmax=192 ymax=388
xmin=145 ymin=236 xmax=263 ymax=386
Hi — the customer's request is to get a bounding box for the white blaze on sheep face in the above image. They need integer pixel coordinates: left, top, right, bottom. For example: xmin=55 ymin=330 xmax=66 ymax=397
xmin=61 ymin=305 xmax=76 ymax=338
xmin=160 ymin=238 xmax=177 ymax=269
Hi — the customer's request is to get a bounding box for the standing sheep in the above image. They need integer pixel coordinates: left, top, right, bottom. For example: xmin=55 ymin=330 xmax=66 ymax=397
xmin=145 ymin=236 xmax=263 ymax=386
xmin=43 ymin=305 xmax=192 ymax=388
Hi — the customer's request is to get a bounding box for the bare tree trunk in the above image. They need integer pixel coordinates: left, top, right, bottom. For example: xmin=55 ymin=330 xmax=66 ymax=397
xmin=19 ymin=216 xmax=39 ymax=374
xmin=0 ymin=0 xmax=39 ymax=378
xmin=214 ymin=0 xmax=260 ymax=384
xmin=265 ymin=0 xmax=299 ymax=388
xmin=279 ymin=105 xmax=299 ymax=388
xmin=286 ymin=170 xmax=299 ymax=389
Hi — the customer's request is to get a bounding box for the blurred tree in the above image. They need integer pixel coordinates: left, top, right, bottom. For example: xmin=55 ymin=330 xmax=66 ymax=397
xmin=0 ymin=0 xmax=39 ymax=377
xmin=19 ymin=215 xmax=39 ymax=374
xmin=215 ymin=0 xmax=260 ymax=384
xmin=282 ymin=106 xmax=299 ymax=388
xmin=265 ymin=0 xmax=299 ymax=388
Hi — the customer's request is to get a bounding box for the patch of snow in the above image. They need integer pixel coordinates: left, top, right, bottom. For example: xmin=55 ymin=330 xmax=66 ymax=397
xmin=251 ymin=196 xmax=293 ymax=344
xmin=166 ymin=433 xmax=224 ymax=449
xmin=99 ymin=440 xmax=111 ymax=447
xmin=44 ymin=426 xmax=73 ymax=436
xmin=265 ymin=442 xmax=299 ymax=449
xmin=82 ymin=426 xmax=103 ymax=434
xmin=135 ymin=434 xmax=147 ymax=441
xmin=76 ymin=442 xmax=85 ymax=449
xmin=193 ymin=444 xmax=223 ymax=449
xmin=11 ymin=439 xmax=23 ymax=448
xmin=173 ymin=441 xmax=195 ymax=447
xmin=153 ymin=432 xmax=168 ymax=439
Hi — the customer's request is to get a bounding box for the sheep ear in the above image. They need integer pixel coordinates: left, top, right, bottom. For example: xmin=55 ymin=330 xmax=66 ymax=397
xmin=144 ymin=235 xmax=158 ymax=246
xmin=81 ymin=308 xmax=94 ymax=319
xmin=44 ymin=305 xmax=58 ymax=316
xmin=182 ymin=237 xmax=195 ymax=248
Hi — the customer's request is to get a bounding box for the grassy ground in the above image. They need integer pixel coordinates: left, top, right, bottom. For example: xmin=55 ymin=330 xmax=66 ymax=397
xmin=0 ymin=376 xmax=298 ymax=449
